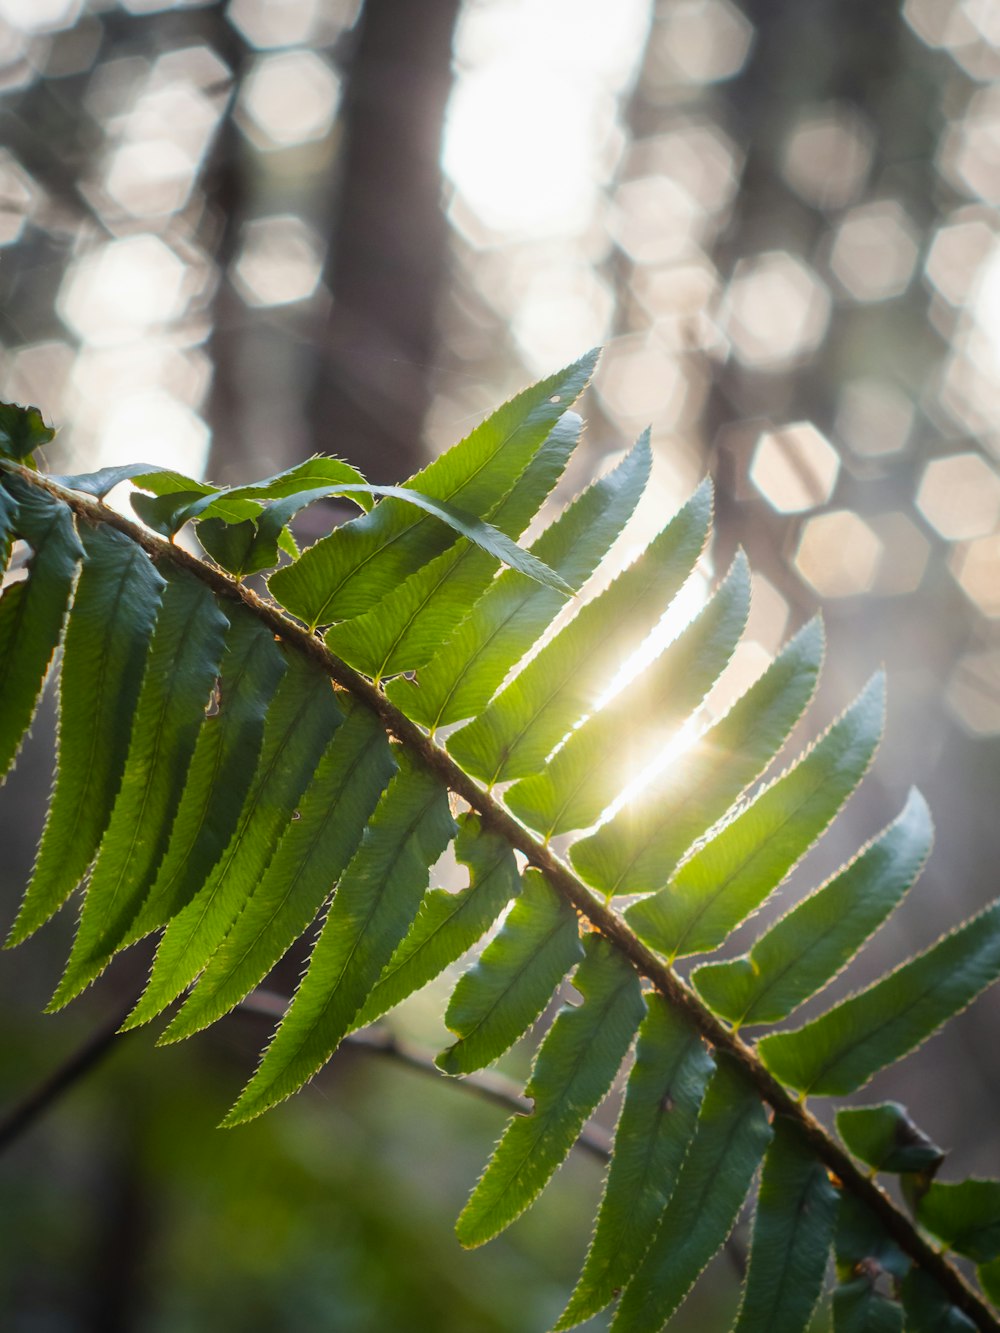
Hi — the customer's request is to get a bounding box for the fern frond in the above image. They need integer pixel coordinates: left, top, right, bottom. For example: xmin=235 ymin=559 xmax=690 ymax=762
xmin=3 ymin=358 xmax=1000 ymax=1333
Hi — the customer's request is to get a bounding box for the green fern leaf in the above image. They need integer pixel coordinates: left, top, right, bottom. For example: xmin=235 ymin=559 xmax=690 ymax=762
xmin=0 ymin=482 xmax=16 ymax=572
xmin=901 ymin=1270 xmax=978 ymax=1332
xmin=436 ymin=868 xmax=584 ymax=1076
xmin=978 ymin=1258 xmax=1000 ymax=1308
xmin=121 ymin=608 xmax=287 ymax=945
xmin=207 ymin=480 xmax=572 ymax=593
xmin=570 ymin=616 xmax=823 ymax=896
xmin=612 ymin=1055 xmax=772 ymax=1331
xmin=0 ymin=402 xmax=54 ymax=460
xmin=48 ymin=568 xmax=229 ymax=1007
xmin=447 ymin=478 xmax=712 ymax=784
xmin=917 ymin=1180 xmax=1000 ymax=1263
xmin=832 ymin=1195 xmax=908 ymax=1331
xmin=385 ymin=433 xmax=651 ymax=731
xmin=833 ymin=1278 xmax=904 ymax=1333
xmin=196 ymin=455 xmax=373 ymax=511
xmin=835 ymin=1102 xmax=944 ymax=1176
xmin=160 ymin=697 xmax=395 ymax=1042
xmin=267 ymin=352 xmax=597 ymax=627
xmin=733 ymin=1118 xmax=839 ymax=1333
xmin=455 ymin=934 xmax=644 ymax=1248
xmin=9 ymin=525 xmax=165 ymax=944
xmin=627 ymin=671 xmax=885 ymax=959
xmin=52 ymin=463 xmax=169 ymax=498
xmin=556 ymin=995 xmax=715 ymax=1330
xmin=758 ymin=899 xmax=1000 ymax=1095
xmin=324 ymin=415 xmax=578 ymax=678
xmin=124 ymin=652 xmax=344 ymax=1029
xmin=225 ymin=753 xmax=456 ymax=1123
xmin=0 ymin=480 xmax=82 ymax=783
xmin=506 ymin=549 xmax=750 ymax=838
xmin=351 ymin=813 xmax=521 ymax=1032
xmin=692 ymin=788 xmax=933 ymax=1025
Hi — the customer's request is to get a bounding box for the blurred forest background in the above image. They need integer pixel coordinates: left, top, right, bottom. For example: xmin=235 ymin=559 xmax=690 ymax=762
xmin=2 ymin=0 xmax=1000 ymax=1329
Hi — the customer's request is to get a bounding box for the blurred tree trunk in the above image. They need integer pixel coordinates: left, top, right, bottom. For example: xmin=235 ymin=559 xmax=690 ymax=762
xmin=306 ymin=0 xmax=462 ymax=483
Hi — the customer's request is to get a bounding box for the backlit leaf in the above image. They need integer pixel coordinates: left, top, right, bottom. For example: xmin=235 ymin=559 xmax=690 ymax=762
xmin=611 ymin=1055 xmax=772 ymax=1331
xmin=437 ymin=868 xmax=583 ymax=1077
xmin=10 ymin=525 xmax=165 ymax=944
xmin=692 ymin=789 xmax=933 ymax=1025
xmin=48 ymin=568 xmax=228 ymax=1007
xmin=352 ymin=813 xmax=521 ymax=1031
xmin=225 ymin=753 xmax=455 ymax=1123
xmin=627 ymin=672 xmax=884 ymax=959
xmin=570 ymin=617 xmax=823 ymax=896
xmin=556 ymin=996 xmax=714 ymax=1329
xmin=267 ymin=352 xmax=597 ymax=626
xmin=385 ymin=433 xmax=651 ymax=731
xmin=0 ymin=480 xmax=82 ymax=783
xmin=455 ymin=935 xmax=644 ymax=1248
xmin=759 ymin=899 xmax=1000 ymax=1096
xmin=447 ymin=478 xmax=712 ymax=784
xmin=733 ymin=1118 xmax=838 ymax=1333
xmin=506 ymin=550 xmax=749 ymax=839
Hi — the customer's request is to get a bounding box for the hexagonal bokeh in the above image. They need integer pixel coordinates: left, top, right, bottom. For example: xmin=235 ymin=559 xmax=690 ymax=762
xmin=835 ymin=378 xmax=914 ymax=458
xmin=238 ymin=49 xmax=341 ymax=150
xmin=795 ymin=510 xmax=884 ymax=598
xmin=611 ymin=175 xmax=703 ymax=266
xmin=595 ymin=335 xmax=687 ymax=427
xmin=782 ymin=104 xmax=872 ymax=211
xmin=869 ymin=512 xmax=930 ymax=595
xmin=0 ymin=0 xmax=81 ymax=34
xmin=0 ymin=149 xmax=37 ymax=246
xmin=830 ymin=201 xmax=920 ymax=302
xmin=939 ymin=86 xmax=1000 ymax=204
xmin=946 ymin=648 xmax=1000 ymax=735
xmin=511 ymin=263 xmax=613 ymax=373
xmin=950 ymin=533 xmax=1000 ymax=617
xmin=232 ymin=215 xmax=325 ymax=307
xmin=925 ymin=215 xmax=996 ymax=306
xmin=916 ymin=451 xmax=1000 ymax=541
xmin=58 ymin=235 xmax=189 ymax=345
xmin=645 ymin=0 xmax=753 ymax=87
xmin=723 ymin=251 xmax=831 ymax=369
xmin=750 ymin=421 xmax=840 ymax=513
xmin=227 ymin=0 xmax=321 ymax=49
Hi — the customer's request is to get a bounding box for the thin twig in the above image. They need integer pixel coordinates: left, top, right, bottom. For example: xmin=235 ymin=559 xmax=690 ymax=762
xmin=0 ymin=988 xmax=612 ymax=1162
xmin=240 ymin=987 xmax=613 ymax=1161
xmin=0 ymin=1000 xmax=136 ymax=1153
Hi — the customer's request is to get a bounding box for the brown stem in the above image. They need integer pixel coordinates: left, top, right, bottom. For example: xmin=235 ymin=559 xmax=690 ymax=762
xmin=3 ymin=462 xmax=996 ymax=1331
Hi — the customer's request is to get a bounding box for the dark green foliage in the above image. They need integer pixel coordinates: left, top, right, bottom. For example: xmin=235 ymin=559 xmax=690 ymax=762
xmin=836 ymin=1102 xmax=944 ymax=1176
xmin=437 ymin=868 xmax=584 ymax=1077
xmin=733 ymin=1119 xmax=839 ymax=1333
xmin=456 ymin=935 xmax=644 ymax=1248
xmin=1 ymin=371 xmax=999 ymax=1332
xmin=10 ymin=525 xmax=165 ymax=944
xmin=612 ymin=1056 xmax=773 ymax=1331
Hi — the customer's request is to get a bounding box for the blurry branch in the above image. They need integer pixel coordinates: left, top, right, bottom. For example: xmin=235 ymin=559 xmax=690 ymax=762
xmin=0 ymin=986 xmax=613 ymax=1163
xmin=240 ymin=987 xmax=614 ymax=1160
xmin=0 ymin=999 xmax=136 ymax=1153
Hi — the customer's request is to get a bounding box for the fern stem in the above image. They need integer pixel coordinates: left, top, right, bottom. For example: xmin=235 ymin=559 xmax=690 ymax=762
xmin=6 ymin=462 xmax=998 ymax=1333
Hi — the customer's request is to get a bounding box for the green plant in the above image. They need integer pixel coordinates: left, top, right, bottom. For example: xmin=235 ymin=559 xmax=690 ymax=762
xmin=1 ymin=354 xmax=999 ymax=1331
